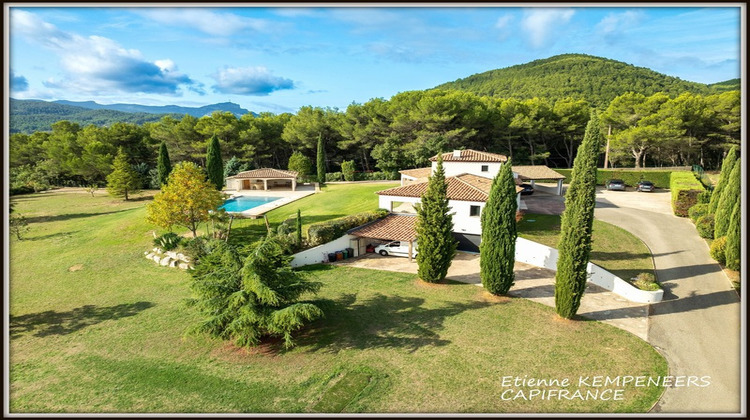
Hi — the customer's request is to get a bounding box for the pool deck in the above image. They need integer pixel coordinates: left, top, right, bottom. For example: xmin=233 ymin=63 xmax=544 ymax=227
xmin=223 ymin=185 xmax=317 ymax=218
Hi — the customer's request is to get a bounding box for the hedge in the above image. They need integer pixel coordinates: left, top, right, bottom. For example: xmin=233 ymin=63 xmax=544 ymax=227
xmin=709 ymin=236 xmax=727 ymax=265
xmin=688 ymin=203 xmax=710 ymax=223
xmin=695 ymin=214 xmax=715 ymax=239
xmin=670 ymin=172 xmax=705 ymax=217
xmin=326 ymin=171 xmax=400 ymax=182
xmin=307 ymin=209 xmax=389 ymax=246
xmin=554 ymin=169 xmax=673 ymax=188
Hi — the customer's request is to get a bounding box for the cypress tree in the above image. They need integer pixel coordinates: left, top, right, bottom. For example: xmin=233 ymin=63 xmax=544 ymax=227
xmin=157 ymin=141 xmax=172 ymax=186
xmin=555 ymin=111 xmax=602 ymax=319
xmin=316 ymin=133 xmax=326 ymax=185
xmin=206 ymin=134 xmax=224 ymax=190
xmin=714 ymin=158 xmax=741 ymax=238
xmin=296 ymin=209 xmax=303 ymax=245
xmin=708 ymin=146 xmax=738 ymax=214
xmin=480 ymin=158 xmax=518 ymax=295
xmin=415 ymin=154 xmax=457 ymax=283
xmin=724 ymin=200 xmax=741 ymax=271
xmin=106 ymin=147 xmax=142 ymax=201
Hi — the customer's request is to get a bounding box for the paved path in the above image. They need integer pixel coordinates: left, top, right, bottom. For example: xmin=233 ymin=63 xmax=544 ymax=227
xmin=594 ymin=188 xmax=741 ymax=414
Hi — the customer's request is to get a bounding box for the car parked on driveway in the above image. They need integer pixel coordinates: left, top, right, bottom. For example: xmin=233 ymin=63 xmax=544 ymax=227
xmin=606 ymin=179 xmax=627 ymax=191
xmin=636 ymin=180 xmax=655 ymax=192
xmin=519 ymin=183 xmax=534 ymax=195
xmin=375 ymin=240 xmax=417 ymax=258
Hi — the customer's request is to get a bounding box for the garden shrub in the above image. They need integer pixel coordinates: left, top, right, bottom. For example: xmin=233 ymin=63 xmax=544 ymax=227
xmin=688 ymin=203 xmax=710 ymax=223
xmin=307 ymin=209 xmax=389 ymax=246
xmin=154 ymin=232 xmax=183 ymax=251
xmin=709 ymin=236 xmax=727 ymax=265
xmin=670 ymin=172 xmax=705 ymax=217
xmin=341 ymin=160 xmax=356 ymax=181
xmin=277 ymin=216 xmax=298 ymax=236
xmin=695 ymin=214 xmax=715 ymax=239
xmin=358 ymin=171 xmax=400 ymax=181
xmin=633 ymin=272 xmax=661 ymax=291
xmin=696 ymin=189 xmax=712 ymax=204
xmin=554 ymin=169 xmax=673 ymax=188
xmin=325 ymin=172 xmax=344 ymax=182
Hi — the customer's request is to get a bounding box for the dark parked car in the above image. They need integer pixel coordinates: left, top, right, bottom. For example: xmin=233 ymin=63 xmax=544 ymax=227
xmin=636 ymin=180 xmax=655 ymax=192
xmin=605 ymin=179 xmax=626 ymax=191
xmin=519 ymin=183 xmax=534 ymax=195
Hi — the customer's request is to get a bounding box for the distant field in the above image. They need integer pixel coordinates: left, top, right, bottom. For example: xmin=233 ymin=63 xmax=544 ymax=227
xmin=9 ymin=189 xmax=666 ymax=413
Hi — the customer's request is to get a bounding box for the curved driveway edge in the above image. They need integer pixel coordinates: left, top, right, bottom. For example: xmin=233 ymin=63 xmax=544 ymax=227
xmin=594 ymin=188 xmax=741 ymax=414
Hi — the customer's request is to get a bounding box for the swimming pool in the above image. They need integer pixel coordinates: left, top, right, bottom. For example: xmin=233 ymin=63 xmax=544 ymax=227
xmin=220 ymin=196 xmax=280 ymax=212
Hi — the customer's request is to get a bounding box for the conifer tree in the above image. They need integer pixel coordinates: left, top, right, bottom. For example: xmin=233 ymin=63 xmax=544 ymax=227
xmin=415 ymin=154 xmax=457 ymax=283
xmin=714 ymin=158 xmax=741 ymax=238
xmin=724 ymin=200 xmax=741 ymax=271
xmin=106 ymin=147 xmax=141 ymax=200
xmin=296 ymin=209 xmax=303 ymax=245
xmin=708 ymin=146 xmax=738 ymax=214
xmin=316 ymin=134 xmax=326 ymax=185
xmin=480 ymin=159 xmax=518 ymax=295
xmin=555 ymin=111 xmax=602 ymax=319
xmin=157 ymin=141 xmax=172 ymax=186
xmin=206 ymin=134 xmax=224 ymax=190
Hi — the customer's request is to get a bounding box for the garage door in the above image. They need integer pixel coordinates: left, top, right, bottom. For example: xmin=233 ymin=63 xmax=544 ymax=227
xmin=453 ymin=233 xmax=481 ymax=253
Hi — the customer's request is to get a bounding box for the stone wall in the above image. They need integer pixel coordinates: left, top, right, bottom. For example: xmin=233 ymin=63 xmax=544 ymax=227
xmin=144 ymin=248 xmax=193 ymax=270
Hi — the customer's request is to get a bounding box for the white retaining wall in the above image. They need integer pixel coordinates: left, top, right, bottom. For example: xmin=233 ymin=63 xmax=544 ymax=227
xmin=515 ymin=237 xmax=663 ymax=303
xmin=290 ymin=234 xmax=359 ymax=267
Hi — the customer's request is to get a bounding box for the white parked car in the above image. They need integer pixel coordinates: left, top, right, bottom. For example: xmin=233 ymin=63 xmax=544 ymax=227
xmin=374 ymin=240 xmax=418 ymax=258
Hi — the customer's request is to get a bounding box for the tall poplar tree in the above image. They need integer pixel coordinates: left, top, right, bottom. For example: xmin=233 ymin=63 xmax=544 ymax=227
xmin=724 ymin=200 xmax=741 ymax=271
xmin=316 ymin=133 xmax=326 ymax=185
xmin=206 ymin=134 xmax=224 ymax=190
xmin=415 ymin=154 xmax=457 ymax=283
xmin=714 ymin=158 xmax=741 ymax=238
xmin=106 ymin=147 xmax=141 ymax=201
xmin=480 ymin=158 xmax=518 ymax=295
xmin=708 ymin=146 xmax=738 ymax=214
xmin=555 ymin=111 xmax=602 ymax=319
xmin=157 ymin=141 xmax=172 ymax=186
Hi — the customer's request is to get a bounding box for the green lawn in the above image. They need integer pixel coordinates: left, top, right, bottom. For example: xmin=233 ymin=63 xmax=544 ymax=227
xmin=9 ymin=188 xmax=667 ymax=413
xmin=518 ymin=214 xmax=655 ymax=282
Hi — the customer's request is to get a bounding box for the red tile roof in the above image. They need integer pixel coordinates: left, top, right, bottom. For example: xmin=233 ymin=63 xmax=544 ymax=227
xmin=348 ymin=214 xmax=417 ymax=241
xmin=513 ymin=165 xmax=566 ymax=180
xmin=229 ymin=168 xmax=298 ymax=179
xmin=429 ymin=149 xmax=507 ymax=163
xmin=399 ymin=167 xmax=432 ymax=179
xmin=377 ymin=173 xmax=522 ymax=202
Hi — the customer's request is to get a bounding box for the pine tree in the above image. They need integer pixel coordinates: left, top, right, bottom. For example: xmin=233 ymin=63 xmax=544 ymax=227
xmin=555 ymin=111 xmax=602 ymax=319
xmin=708 ymin=146 xmax=738 ymax=214
xmin=724 ymin=200 xmax=741 ymax=271
xmin=316 ymin=133 xmax=326 ymax=185
xmin=157 ymin=141 xmax=172 ymax=186
xmin=714 ymin=158 xmax=741 ymax=238
xmin=415 ymin=154 xmax=457 ymax=283
xmin=480 ymin=159 xmax=518 ymax=295
xmin=106 ymin=147 xmax=141 ymax=200
xmin=296 ymin=209 xmax=303 ymax=245
xmin=206 ymin=134 xmax=224 ymax=190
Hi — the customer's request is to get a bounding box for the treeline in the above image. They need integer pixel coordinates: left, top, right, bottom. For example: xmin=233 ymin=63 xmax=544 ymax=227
xmin=9 ymin=88 xmax=740 ymax=193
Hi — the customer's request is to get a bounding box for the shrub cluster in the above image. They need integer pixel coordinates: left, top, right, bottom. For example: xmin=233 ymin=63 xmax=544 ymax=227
xmin=688 ymin=203 xmax=710 ymax=222
xmin=153 ymin=232 xmax=183 ymax=251
xmin=696 ymin=189 xmax=712 ymax=204
xmin=325 ymin=171 xmax=400 ymax=182
xmin=277 ymin=216 xmax=298 ymax=236
xmin=670 ymin=172 xmax=705 ymax=217
xmin=709 ymin=236 xmax=727 ymax=265
xmin=695 ymin=214 xmax=715 ymax=239
xmin=633 ymin=272 xmax=661 ymax=291
xmin=307 ymin=209 xmax=389 ymax=246
xmin=554 ymin=169 xmax=673 ymax=188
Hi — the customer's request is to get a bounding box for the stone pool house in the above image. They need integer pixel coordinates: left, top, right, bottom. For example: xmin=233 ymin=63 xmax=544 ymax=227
xmin=225 ymin=168 xmax=299 ymax=191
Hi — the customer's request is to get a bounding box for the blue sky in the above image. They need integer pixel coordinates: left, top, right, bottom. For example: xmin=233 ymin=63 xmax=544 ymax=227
xmin=7 ymin=5 xmax=742 ymax=114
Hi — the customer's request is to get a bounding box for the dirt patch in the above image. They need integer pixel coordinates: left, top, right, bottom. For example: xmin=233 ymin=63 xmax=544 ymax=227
xmin=478 ymin=290 xmax=511 ymax=304
xmin=414 ymin=279 xmax=450 ymax=289
xmin=210 ymin=337 xmax=284 ymax=361
xmin=68 ymin=264 xmax=84 ymax=272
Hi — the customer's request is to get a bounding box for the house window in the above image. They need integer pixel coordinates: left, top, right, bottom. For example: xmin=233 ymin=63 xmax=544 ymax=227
xmin=481 ymin=165 xmax=489 ymax=172
xmin=470 ymin=205 xmax=481 ymax=217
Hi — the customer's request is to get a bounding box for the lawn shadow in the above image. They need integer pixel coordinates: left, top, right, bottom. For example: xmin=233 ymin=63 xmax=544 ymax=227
xmin=10 ymin=301 xmax=155 ymax=339
xmin=25 ymin=209 xmax=132 ymax=224
xmin=298 ymin=292 xmax=491 ymax=354
xmin=23 ymin=231 xmax=78 ymax=241
xmin=589 ymin=250 xmax=651 ymax=262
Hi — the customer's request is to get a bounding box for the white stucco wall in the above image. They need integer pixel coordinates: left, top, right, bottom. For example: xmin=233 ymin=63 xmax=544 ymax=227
xmin=432 ymin=161 xmax=503 ymax=178
xmin=225 ymin=178 xmax=239 ymax=191
xmin=290 ymin=234 xmax=359 ymax=267
xmin=378 ymin=195 xmax=484 ymax=235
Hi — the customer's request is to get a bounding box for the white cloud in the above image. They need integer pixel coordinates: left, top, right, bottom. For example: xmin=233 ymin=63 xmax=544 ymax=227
xmin=596 ymin=10 xmax=644 ymax=42
xmin=137 ymin=8 xmax=272 ymax=37
xmin=211 ymin=67 xmax=295 ymax=96
xmin=10 ymin=10 xmax=199 ymax=95
xmin=495 ymin=15 xmax=513 ymax=30
xmin=521 ymin=8 xmax=575 ymax=48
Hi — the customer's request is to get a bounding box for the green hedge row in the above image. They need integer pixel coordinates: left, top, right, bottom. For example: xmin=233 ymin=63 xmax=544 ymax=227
xmin=554 ymin=169 xmax=673 ymax=188
xmin=325 ymin=171 xmax=400 ymax=182
xmin=670 ymin=172 xmax=705 ymax=217
xmin=307 ymin=209 xmax=389 ymax=246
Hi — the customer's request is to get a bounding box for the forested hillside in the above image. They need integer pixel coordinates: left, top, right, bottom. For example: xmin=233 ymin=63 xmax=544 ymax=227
xmin=436 ymin=54 xmax=725 ymax=107
xmin=52 ymin=100 xmax=251 ymax=118
xmin=9 ymin=99 xmax=180 ymax=134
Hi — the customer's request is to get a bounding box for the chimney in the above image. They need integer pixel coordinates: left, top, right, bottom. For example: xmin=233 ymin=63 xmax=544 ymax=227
xmin=453 ymin=150 xmax=461 ymax=158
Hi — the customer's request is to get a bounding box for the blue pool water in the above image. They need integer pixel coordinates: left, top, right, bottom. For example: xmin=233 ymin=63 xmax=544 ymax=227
xmin=220 ymin=196 xmax=280 ymax=212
